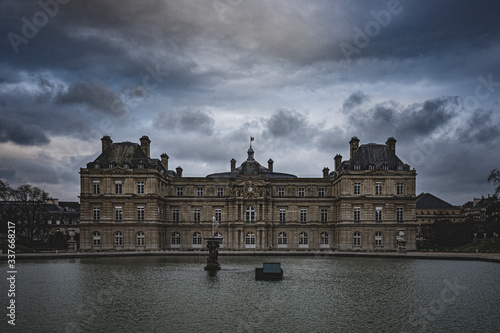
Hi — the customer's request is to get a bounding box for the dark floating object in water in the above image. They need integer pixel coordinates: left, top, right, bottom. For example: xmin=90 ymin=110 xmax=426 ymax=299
xmin=255 ymin=262 xmax=283 ymax=280
xmin=204 ymin=238 xmax=221 ymax=271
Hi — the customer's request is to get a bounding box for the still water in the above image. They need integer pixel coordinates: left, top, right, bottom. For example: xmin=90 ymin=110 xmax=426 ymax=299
xmin=2 ymin=255 xmax=500 ymax=333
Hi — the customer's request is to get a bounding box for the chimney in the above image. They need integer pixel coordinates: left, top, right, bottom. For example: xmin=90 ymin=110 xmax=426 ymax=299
xmin=323 ymin=167 xmax=330 ymax=178
xmin=140 ymin=136 xmax=151 ymax=158
xmin=349 ymin=136 xmax=360 ymax=160
xmin=176 ymin=166 xmax=183 ymax=177
xmin=268 ymin=159 xmax=274 ymax=172
xmin=101 ymin=135 xmax=112 ymax=152
xmin=230 ymin=158 xmax=236 ymax=172
xmin=160 ymin=153 xmax=169 ymax=171
xmin=334 ymin=154 xmax=342 ymax=171
xmin=386 ymin=137 xmax=397 ymax=154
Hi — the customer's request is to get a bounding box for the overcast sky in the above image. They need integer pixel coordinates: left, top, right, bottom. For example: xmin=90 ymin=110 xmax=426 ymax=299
xmin=1 ymin=0 xmax=499 ymax=205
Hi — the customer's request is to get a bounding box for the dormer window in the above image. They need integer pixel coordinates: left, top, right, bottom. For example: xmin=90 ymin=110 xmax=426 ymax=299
xmin=138 ymin=163 xmax=144 ymax=169
xmin=109 ymin=163 xmax=114 ymax=169
xmin=354 ymin=164 xmax=361 ymax=170
xmin=94 ymin=163 xmax=100 ymax=169
xmin=123 ymin=163 xmax=129 ymax=169
xmin=382 ymin=165 xmax=389 ymax=170
xmin=397 ymin=164 xmax=403 ymax=171
xmin=368 ymin=165 xmax=374 ymax=170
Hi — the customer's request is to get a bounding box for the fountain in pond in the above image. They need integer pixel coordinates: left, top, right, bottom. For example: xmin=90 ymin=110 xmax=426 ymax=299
xmin=204 ymin=217 xmax=221 ymax=271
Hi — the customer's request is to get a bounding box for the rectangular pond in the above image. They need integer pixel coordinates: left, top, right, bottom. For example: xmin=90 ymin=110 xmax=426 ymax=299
xmin=2 ymin=255 xmax=499 ymax=332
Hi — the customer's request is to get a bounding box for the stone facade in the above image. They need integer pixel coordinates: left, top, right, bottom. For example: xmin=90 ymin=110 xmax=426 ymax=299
xmin=79 ymin=136 xmax=417 ymax=251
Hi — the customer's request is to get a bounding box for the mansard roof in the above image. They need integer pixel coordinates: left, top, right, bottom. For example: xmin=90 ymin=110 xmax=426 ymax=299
xmin=207 ymin=146 xmax=297 ymax=179
xmin=340 ymin=143 xmax=409 ymax=171
xmin=416 ymin=193 xmax=458 ymax=210
xmin=86 ymin=142 xmax=171 ymax=174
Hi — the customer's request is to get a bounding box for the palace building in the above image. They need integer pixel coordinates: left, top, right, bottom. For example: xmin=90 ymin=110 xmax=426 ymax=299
xmin=79 ymin=136 xmax=417 ymax=251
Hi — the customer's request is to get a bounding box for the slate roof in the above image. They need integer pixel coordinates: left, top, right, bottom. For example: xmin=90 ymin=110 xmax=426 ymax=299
xmin=416 ymin=193 xmax=457 ymax=210
xmin=87 ymin=142 xmax=175 ymax=175
xmin=338 ymin=143 xmax=409 ymax=171
xmin=207 ymin=146 xmax=297 ymax=179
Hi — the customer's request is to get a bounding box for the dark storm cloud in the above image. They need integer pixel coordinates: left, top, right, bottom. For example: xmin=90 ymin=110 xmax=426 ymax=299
xmin=56 ymin=80 xmax=127 ymax=116
xmin=456 ymin=110 xmax=500 ymax=143
xmin=263 ymin=109 xmax=316 ymax=144
xmin=154 ymin=109 xmax=215 ymax=134
xmin=346 ymin=96 xmax=458 ymax=141
xmin=0 ymin=112 xmax=49 ymax=145
xmin=342 ymin=91 xmax=370 ymax=110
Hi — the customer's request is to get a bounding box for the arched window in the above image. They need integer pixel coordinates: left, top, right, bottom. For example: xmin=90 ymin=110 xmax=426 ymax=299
xmin=299 ymin=232 xmax=308 ymax=245
xmin=246 ymin=206 xmax=255 ymax=222
xmin=137 ymin=231 xmax=145 ymax=246
xmin=278 ymin=232 xmax=287 ymax=245
xmin=375 ymin=232 xmax=383 ymax=246
xmin=245 ymin=232 xmax=255 ymax=245
xmin=320 ymin=232 xmax=329 ymax=245
xmin=192 ymin=232 xmax=202 ymax=245
xmin=353 ymin=232 xmax=361 ymax=246
xmin=171 ymin=232 xmax=181 ymax=245
xmin=92 ymin=231 xmax=101 ymax=245
xmin=114 ymin=231 xmax=123 ymax=246
xmin=214 ymin=232 xmax=223 ymax=244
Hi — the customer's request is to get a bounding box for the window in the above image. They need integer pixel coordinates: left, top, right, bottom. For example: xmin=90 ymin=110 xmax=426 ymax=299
xmin=382 ymin=165 xmax=389 ymax=170
xmin=299 ymin=232 xmax=308 ymax=245
xmin=114 ymin=231 xmax=123 ymax=246
xmin=138 ymin=163 xmax=144 ymax=169
xmin=194 ymin=209 xmax=201 ymax=222
xmin=278 ymin=188 xmax=285 ymax=197
xmin=93 ymin=206 xmax=100 ymax=220
xmin=197 ymin=188 xmax=204 ymax=197
xmin=215 ymin=209 xmax=222 ymax=222
xmin=375 ymin=232 xmax=383 ymax=246
xmin=192 ymin=232 xmax=202 ymax=245
xmin=217 ymin=188 xmax=224 ymax=197
xmin=109 ymin=163 xmax=114 ymax=169
xmin=279 ymin=209 xmax=286 ymax=222
xmin=123 ymin=163 xmax=129 ymax=169
xmin=375 ymin=207 xmax=382 ymax=221
xmin=246 ymin=206 xmax=255 ymax=222
xmin=137 ymin=206 xmax=145 ymax=220
xmin=171 ymin=232 xmax=181 ymax=245
xmin=214 ymin=232 xmax=223 ymax=244
xmin=245 ymin=232 xmax=255 ymax=245
xmin=93 ymin=181 xmax=100 ymax=194
xmin=318 ymin=188 xmax=325 ymax=197
xmin=137 ymin=181 xmax=144 ymax=194
xmin=92 ymin=231 xmax=101 ymax=245
xmin=278 ymin=232 xmax=287 ymax=245
xmin=397 ymin=164 xmax=403 ymax=171
xmin=320 ymin=232 xmax=329 ymax=245
xmin=172 ymin=209 xmax=179 ymax=222
xmin=353 ymin=232 xmax=361 ymax=246
xmin=115 ymin=206 xmax=123 ymax=220
xmin=321 ymin=209 xmax=328 ymax=222
xmin=300 ymin=209 xmax=307 ymax=222
xmin=354 ymin=182 xmax=361 ymax=195
xmin=369 ymin=165 xmax=375 ymax=170
xmin=375 ymin=182 xmax=382 ymax=195
xmin=298 ymin=188 xmax=305 ymax=197
xmin=397 ymin=182 xmax=404 ymax=195
xmin=176 ymin=187 xmax=183 ymax=197
xmin=354 ymin=207 xmax=361 ymax=221
xmin=354 ymin=164 xmax=361 ymax=170
xmin=137 ymin=231 xmax=145 ymax=246
xmin=94 ymin=163 xmax=100 ymax=169
xmin=115 ymin=181 xmax=122 ymax=194
xmin=397 ymin=207 xmax=404 ymax=221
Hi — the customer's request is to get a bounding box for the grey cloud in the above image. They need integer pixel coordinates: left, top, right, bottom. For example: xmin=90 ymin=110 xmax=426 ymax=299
xmin=264 ymin=109 xmax=316 ymax=144
xmin=154 ymin=109 xmax=215 ymax=134
xmin=342 ymin=91 xmax=370 ymax=110
xmin=0 ymin=112 xmax=50 ymax=145
xmin=456 ymin=110 xmax=500 ymax=143
xmin=56 ymin=80 xmax=127 ymax=116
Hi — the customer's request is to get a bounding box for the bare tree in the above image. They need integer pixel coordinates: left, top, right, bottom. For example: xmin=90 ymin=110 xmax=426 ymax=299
xmin=488 ymin=169 xmax=500 ymax=197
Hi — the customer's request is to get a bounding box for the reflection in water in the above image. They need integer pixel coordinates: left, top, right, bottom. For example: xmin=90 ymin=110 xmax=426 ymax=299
xmin=1 ymin=256 xmax=499 ymax=333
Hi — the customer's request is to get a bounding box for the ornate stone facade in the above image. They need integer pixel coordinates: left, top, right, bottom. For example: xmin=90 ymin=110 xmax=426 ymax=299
xmin=79 ymin=136 xmax=417 ymax=251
